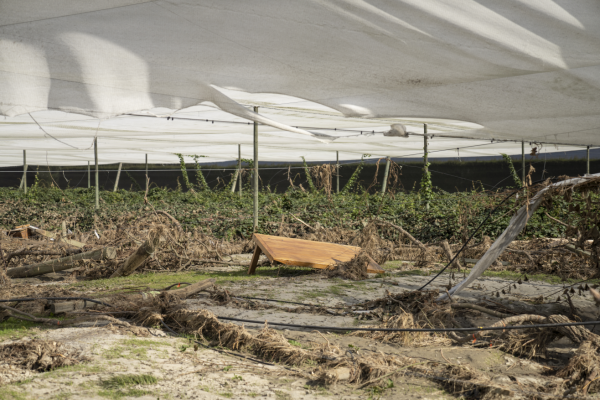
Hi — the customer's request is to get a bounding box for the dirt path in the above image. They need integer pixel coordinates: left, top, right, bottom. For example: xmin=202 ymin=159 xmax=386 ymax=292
xmin=2 ymin=263 xmax=600 ymax=399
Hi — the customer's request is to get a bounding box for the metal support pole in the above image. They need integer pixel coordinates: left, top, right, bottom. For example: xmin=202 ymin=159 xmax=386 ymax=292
xmin=522 ymin=140 xmax=525 ymax=185
xmin=424 ymin=124 xmax=429 ymax=211
xmin=587 ymin=146 xmax=590 ymax=175
xmin=424 ymin=124 xmax=428 ymax=172
xmin=336 ymin=151 xmax=339 ymax=194
xmin=22 ymin=150 xmax=27 ymax=194
xmin=145 ymin=154 xmax=148 ymax=193
xmin=94 ymin=137 xmax=99 ymax=210
xmin=253 ymin=107 xmax=259 ymax=230
xmin=113 ymin=162 xmax=122 ymax=192
xmin=238 ymin=144 xmax=242 ymax=196
xmin=381 ymin=157 xmax=390 ymax=195
xmin=87 ymin=161 xmax=90 ymax=188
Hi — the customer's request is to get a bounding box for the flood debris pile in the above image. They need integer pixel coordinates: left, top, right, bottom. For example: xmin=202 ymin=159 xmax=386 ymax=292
xmin=0 ymin=339 xmax=88 ymax=385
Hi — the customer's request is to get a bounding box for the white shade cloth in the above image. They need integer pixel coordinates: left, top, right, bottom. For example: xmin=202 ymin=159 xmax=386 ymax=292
xmin=1 ymin=1 xmax=599 ymax=165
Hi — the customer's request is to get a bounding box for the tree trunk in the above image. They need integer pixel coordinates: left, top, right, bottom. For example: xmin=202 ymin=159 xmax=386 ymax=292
xmin=7 ymin=247 xmax=116 ymax=278
xmin=110 ymin=232 xmax=161 ymax=278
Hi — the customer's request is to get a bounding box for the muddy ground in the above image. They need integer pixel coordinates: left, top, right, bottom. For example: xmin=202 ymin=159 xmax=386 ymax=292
xmin=1 ymin=253 xmax=600 ymax=400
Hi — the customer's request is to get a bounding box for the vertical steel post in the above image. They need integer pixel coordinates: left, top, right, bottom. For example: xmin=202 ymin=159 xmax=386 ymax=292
xmin=94 ymin=137 xmax=99 ymax=210
xmin=336 ymin=151 xmax=339 ymax=194
xmin=113 ymin=162 xmax=122 ymax=192
xmin=22 ymin=150 xmax=27 ymax=194
xmin=522 ymin=140 xmax=525 ymax=185
xmin=424 ymin=124 xmax=428 ymax=172
xmin=253 ymin=107 xmax=259 ymax=230
xmin=88 ymin=161 xmax=90 ymax=188
xmin=238 ymin=144 xmax=242 ymax=196
xmin=424 ymin=124 xmax=429 ymax=211
xmin=145 ymin=154 xmax=148 ymax=193
xmin=587 ymin=146 xmax=590 ymax=175
xmin=381 ymin=157 xmax=390 ymax=195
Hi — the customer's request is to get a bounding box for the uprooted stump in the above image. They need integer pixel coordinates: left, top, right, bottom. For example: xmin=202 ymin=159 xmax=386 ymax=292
xmin=110 ymin=227 xmax=163 ymax=278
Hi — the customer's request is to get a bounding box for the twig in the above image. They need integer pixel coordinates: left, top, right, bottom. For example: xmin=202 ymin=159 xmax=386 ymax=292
xmin=374 ymin=219 xmax=428 ymax=253
xmin=289 ymin=214 xmax=313 ymax=230
xmin=451 ymin=303 xmax=509 ymax=319
xmin=153 ymin=210 xmax=182 ymax=230
xmin=544 ymin=212 xmax=575 ymax=229
xmin=440 ymin=349 xmax=453 ymax=364
xmin=356 ymin=362 xmax=425 ymax=389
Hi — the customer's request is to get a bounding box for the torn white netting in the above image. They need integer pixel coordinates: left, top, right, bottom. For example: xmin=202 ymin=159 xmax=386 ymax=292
xmin=438 ymin=173 xmax=600 ymax=301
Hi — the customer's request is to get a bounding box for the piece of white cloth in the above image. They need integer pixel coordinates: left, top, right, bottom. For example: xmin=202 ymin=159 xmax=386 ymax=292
xmin=437 ymin=173 xmax=600 ymax=301
xmin=1 ymin=1 xmax=599 ymax=165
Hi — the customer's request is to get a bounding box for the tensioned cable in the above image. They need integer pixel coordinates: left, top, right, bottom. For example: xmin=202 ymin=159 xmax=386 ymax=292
xmin=216 ymin=316 xmax=600 ymax=332
xmin=4 ymin=296 xmax=598 ymax=333
xmin=0 ymin=297 xmax=113 ymax=307
xmin=417 ymin=187 xmax=521 ymax=291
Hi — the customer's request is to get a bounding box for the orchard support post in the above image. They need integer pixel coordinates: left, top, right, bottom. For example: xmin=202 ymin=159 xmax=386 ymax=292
xmin=22 ymin=150 xmax=27 ymax=194
xmin=113 ymin=162 xmax=122 ymax=192
xmin=381 ymin=157 xmax=390 ymax=194
xmin=587 ymin=146 xmax=590 ymax=175
xmin=94 ymin=137 xmax=99 ymax=210
xmin=253 ymin=107 xmax=259 ymax=230
xmin=336 ymin=151 xmax=339 ymax=194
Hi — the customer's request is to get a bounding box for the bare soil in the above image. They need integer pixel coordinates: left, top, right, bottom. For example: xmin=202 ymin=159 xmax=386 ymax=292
xmin=1 ymin=257 xmax=600 ymax=400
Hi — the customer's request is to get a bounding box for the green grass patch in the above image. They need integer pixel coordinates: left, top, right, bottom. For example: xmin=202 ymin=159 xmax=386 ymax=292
xmin=69 ymin=266 xmax=314 ymax=296
xmin=101 ymin=374 xmax=158 ymax=388
xmin=98 ymin=388 xmax=153 ymax=400
xmin=0 ymin=388 xmax=28 ymax=400
xmin=42 ymin=364 xmax=104 ymax=379
xmin=98 ymin=374 xmax=158 ymax=400
xmin=0 ymin=318 xmax=42 ymax=341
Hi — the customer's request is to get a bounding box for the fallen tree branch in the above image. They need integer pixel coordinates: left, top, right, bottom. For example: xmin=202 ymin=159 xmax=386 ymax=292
xmin=153 ymin=210 xmax=182 ymax=230
xmin=187 ymin=258 xmax=269 ymax=267
xmin=111 ymin=230 xmax=162 ymax=278
xmin=50 ymin=278 xmax=216 ymax=313
xmin=506 ymin=248 xmax=535 ymax=264
xmin=452 ymin=314 xmax=546 ymax=344
xmin=6 ymin=248 xmax=82 ymax=264
xmin=375 ymin=219 xmax=428 ymax=252
xmin=544 ymin=212 xmax=575 ymax=229
xmin=451 ymin=303 xmax=509 ymax=319
xmin=7 ymin=247 xmax=116 ymax=278
xmin=441 ymin=240 xmax=463 ymax=271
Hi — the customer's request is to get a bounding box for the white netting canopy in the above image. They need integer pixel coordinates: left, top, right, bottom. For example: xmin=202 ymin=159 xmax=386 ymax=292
xmin=1 ymin=1 xmax=599 ymax=166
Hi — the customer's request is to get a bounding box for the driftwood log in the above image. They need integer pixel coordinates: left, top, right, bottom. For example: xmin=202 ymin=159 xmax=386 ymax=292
xmin=51 ymin=278 xmax=216 ymax=314
xmin=7 ymin=247 xmax=116 ymax=278
xmin=111 ymin=231 xmax=161 ymax=278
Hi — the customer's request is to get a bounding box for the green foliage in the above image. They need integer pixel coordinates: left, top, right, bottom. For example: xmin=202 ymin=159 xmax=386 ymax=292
xmin=192 ymin=155 xmax=209 ymax=191
xmin=301 ymin=156 xmax=316 ymax=192
xmin=175 ymin=153 xmax=192 ymax=190
xmin=341 ymin=156 xmax=368 ymax=194
xmin=419 ymin=161 xmax=432 ymax=206
xmin=501 ymin=153 xmax=522 ymax=188
xmin=2 ymin=175 xmax=597 ymax=244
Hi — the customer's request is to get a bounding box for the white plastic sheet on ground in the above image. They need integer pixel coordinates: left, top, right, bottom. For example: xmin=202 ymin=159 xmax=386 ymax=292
xmin=1 ymin=1 xmax=600 ymax=165
xmin=437 ymin=172 xmax=600 ymax=301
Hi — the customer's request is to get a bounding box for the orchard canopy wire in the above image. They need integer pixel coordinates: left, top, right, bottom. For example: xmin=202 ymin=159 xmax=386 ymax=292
xmin=1 ymin=1 xmax=600 ymax=166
